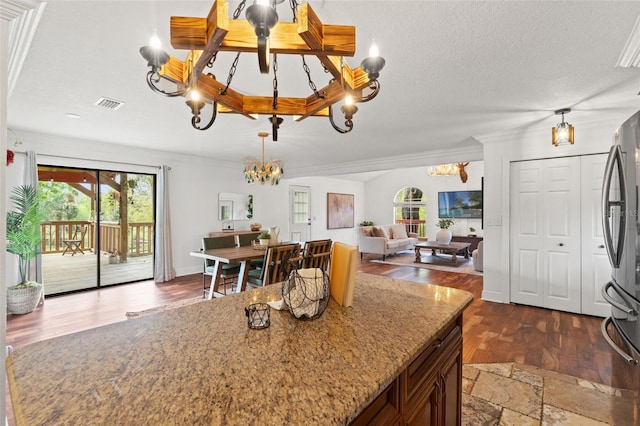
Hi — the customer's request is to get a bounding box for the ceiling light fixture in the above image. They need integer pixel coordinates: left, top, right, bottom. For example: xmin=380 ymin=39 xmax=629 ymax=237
xmin=139 ymin=0 xmax=385 ymax=141
xmin=428 ymin=164 xmax=459 ymax=177
xmin=243 ymin=132 xmax=284 ymax=185
xmin=552 ymin=108 xmax=575 ymax=147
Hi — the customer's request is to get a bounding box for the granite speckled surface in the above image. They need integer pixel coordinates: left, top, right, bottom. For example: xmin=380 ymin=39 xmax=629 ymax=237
xmin=7 ymin=272 xmax=473 ymax=425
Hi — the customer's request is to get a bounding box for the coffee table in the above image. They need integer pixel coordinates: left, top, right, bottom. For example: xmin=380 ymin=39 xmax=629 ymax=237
xmin=414 ymin=241 xmax=472 ymax=266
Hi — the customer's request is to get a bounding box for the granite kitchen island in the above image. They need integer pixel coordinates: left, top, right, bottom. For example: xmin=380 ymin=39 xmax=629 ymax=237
xmin=7 ymin=273 xmax=473 ymax=425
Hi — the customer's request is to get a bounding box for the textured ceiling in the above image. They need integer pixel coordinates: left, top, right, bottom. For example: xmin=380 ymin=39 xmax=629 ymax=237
xmin=7 ymin=1 xmax=640 ymax=178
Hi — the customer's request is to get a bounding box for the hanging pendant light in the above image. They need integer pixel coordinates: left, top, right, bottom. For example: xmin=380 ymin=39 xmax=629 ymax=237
xmin=243 ymin=132 xmax=284 ymax=185
xmin=552 ymin=108 xmax=575 ymax=146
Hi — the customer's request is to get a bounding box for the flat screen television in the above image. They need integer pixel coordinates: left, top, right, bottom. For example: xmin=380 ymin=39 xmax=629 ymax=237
xmin=438 ymin=190 xmax=482 ymax=219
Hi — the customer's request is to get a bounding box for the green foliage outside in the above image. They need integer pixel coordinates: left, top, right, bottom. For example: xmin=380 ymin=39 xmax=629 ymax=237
xmin=100 ymin=175 xmax=154 ymax=222
xmin=393 ymin=187 xmax=426 ymax=236
xmin=38 ymin=182 xmax=83 ymax=221
xmin=38 ymin=174 xmax=153 ymax=223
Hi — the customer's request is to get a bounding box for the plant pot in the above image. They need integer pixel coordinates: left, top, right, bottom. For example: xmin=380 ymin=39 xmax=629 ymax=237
xmin=436 ymin=229 xmax=452 ymax=245
xmin=7 ymin=283 xmax=43 ymax=314
xmin=259 ymin=239 xmax=270 ymax=246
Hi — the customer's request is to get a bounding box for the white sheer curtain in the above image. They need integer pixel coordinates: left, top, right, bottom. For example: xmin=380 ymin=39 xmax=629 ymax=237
xmin=25 ymin=150 xmax=43 ymax=302
xmin=154 ymin=165 xmax=175 ymax=282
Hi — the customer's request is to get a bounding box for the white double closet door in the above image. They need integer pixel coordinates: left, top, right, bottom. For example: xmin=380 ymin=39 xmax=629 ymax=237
xmin=510 ymin=154 xmax=611 ymax=316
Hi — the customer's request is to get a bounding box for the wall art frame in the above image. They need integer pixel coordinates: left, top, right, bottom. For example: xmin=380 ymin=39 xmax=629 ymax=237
xmin=327 ymin=193 xmax=354 ymax=229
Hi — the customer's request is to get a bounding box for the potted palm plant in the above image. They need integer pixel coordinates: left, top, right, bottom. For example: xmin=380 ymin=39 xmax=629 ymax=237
xmin=6 ymin=185 xmax=44 ymax=314
xmin=436 ymin=218 xmax=454 ymax=244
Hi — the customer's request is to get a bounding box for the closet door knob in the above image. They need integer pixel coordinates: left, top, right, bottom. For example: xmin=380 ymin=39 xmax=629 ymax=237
xmin=598 ymin=244 xmax=605 ymax=249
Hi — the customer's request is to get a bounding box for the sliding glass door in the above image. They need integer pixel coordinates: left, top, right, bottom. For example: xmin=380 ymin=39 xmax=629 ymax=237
xmin=39 ymin=166 xmax=155 ymax=295
xmin=98 ymin=171 xmax=154 ymax=287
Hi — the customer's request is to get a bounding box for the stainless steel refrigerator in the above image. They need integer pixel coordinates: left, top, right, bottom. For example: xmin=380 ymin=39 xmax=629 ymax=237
xmin=601 ymin=110 xmax=640 ymax=402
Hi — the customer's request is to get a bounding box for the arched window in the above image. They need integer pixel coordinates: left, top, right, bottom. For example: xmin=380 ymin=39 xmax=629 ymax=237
xmin=394 ymin=187 xmax=426 ymax=237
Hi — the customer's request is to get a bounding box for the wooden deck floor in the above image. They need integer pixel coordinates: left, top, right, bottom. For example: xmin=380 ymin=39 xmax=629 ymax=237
xmin=41 ymin=252 xmax=153 ymax=295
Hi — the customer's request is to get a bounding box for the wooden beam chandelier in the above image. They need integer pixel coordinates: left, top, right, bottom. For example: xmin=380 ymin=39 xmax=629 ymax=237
xmin=139 ymin=0 xmax=385 ymax=141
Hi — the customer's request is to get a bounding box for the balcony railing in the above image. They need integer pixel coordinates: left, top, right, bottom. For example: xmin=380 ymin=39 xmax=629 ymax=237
xmin=395 ymin=219 xmax=426 ymax=237
xmin=40 ymin=221 xmax=154 ymax=257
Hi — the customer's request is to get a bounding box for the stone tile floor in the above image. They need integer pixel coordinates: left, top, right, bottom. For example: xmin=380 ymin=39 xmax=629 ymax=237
xmin=462 ymin=363 xmax=637 ymax=425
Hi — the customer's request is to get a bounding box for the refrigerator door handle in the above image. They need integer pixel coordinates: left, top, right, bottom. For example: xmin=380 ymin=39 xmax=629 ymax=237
xmin=601 ymin=281 xmax=637 ymax=315
xmin=601 ymin=317 xmax=639 ymax=365
xmin=601 ymin=145 xmax=627 ymax=268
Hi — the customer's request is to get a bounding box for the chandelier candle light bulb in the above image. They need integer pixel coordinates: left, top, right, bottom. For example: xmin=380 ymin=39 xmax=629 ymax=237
xmin=369 ymin=43 xmax=379 ymax=58
xmin=149 ymin=31 xmax=162 ymax=49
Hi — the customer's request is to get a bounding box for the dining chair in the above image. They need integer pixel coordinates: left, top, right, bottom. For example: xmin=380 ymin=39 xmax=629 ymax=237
xmin=237 ymin=232 xmax=264 ymax=270
xmin=300 ymin=239 xmax=332 ymax=270
xmin=247 ymin=243 xmax=301 ymax=288
xmin=237 ymin=232 xmax=261 ymax=247
xmin=201 ymin=236 xmax=241 ymax=296
xmin=62 ymin=225 xmax=88 ymax=256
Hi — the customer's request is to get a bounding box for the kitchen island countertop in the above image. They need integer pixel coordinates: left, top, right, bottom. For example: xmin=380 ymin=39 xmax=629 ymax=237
xmin=7 ymin=272 xmax=473 ymax=425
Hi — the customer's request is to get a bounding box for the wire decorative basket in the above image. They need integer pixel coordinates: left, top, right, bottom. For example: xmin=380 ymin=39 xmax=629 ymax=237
xmin=282 ymin=267 xmax=330 ymax=320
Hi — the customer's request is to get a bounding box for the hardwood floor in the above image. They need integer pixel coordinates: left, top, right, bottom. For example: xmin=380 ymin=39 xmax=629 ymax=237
xmin=6 ymin=259 xmax=637 ymax=422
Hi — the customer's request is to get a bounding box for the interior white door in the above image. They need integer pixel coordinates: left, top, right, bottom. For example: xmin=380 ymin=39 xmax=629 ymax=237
xmin=581 ymin=154 xmax=611 ymax=317
xmin=510 ymin=161 xmax=545 ymax=307
xmin=543 ymin=157 xmax=581 ymax=313
xmin=289 ymin=185 xmax=311 ymax=242
xmin=510 ymin=157 xmax=582 ymax=313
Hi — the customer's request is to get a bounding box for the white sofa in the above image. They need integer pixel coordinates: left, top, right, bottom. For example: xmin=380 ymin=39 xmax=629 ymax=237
xmin=358 ymin=224 xmax=419 ymax=260
xmin=472 ymin=241 xmax=483 ymax=272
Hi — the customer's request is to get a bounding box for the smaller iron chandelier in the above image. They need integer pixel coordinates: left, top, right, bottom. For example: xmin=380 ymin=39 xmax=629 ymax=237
xmin=552 ymin=108 xmax=574 ymax=147
xmin=243 ymin=132 xmax=284 ymax=185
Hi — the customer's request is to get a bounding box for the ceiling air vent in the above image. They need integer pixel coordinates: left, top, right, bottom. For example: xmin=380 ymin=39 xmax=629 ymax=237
xmin=94 ymin=97 xmax=125 ymax=110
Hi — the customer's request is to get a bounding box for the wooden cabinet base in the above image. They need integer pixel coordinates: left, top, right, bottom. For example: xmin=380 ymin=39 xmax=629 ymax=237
xmin=350 ymin=315 xmax=463 ymax=425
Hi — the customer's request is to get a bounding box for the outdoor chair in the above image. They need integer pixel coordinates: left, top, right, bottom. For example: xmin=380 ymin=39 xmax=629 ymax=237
xmin=62 ymin=225 xmax=88 ymax=256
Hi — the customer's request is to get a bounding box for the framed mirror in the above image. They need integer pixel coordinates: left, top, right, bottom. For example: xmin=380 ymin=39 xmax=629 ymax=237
xmin=218 ymin=192 xmax=252 ymax=221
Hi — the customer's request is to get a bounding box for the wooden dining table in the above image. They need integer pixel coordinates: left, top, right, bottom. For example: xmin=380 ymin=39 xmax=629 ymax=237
xmin=190 ymin=246 xmax=266 ymax=299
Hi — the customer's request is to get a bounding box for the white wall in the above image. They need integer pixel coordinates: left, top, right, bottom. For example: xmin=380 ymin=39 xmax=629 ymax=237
xmin=4 ymin=129 xmax=365 ymax=281
xmin=478 ymin=114 xmax=630 ymax=304
xmin=287 ymin=176 xmax=365 ymax=246
xmin=363 ymin=161 xmax=484 ymax=239
xmin=1 ymin=12 xmax=9 ymax=426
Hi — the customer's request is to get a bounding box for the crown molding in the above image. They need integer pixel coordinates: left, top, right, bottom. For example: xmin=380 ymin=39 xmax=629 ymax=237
xmin=617 ymin=14 xmax=640 ymax=68
xmin=4 ymin=1 xmax=45 ymax=97
xmin=0 ymin=0 xmax=41 ymax=21
xmin=284 ymin=144 xmax=484 ymax=179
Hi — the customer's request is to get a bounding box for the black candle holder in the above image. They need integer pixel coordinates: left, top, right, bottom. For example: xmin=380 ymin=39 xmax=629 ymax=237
xmin=245 ymin=303 xmax=270 ymax=329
